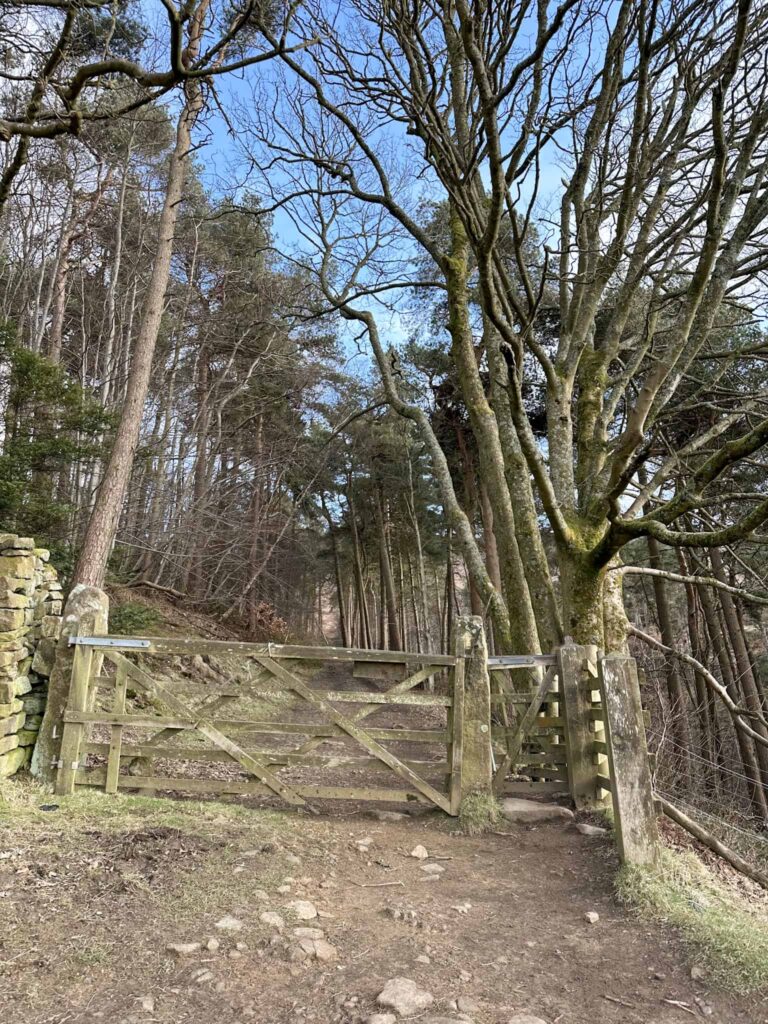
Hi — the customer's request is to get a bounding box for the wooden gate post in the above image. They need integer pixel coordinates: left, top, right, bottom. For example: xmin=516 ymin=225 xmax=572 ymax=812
xmin=558 ymin=642 xmax=599 ymax=809
xmin=599 ymin=654 xmax=660 ymax=865
xmin=454 ymin=615 xmax=492 ymax=802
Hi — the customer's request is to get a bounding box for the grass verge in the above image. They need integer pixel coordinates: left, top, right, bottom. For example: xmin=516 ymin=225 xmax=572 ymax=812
xmin=616 ymin=848 xmax=768 ymax=993
xmin=457 ymin=791 xmax=503 ymax=835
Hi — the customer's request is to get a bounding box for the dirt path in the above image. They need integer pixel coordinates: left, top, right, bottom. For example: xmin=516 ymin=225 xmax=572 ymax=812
xmin=1 ymin=787 xmax=765 ymax=1024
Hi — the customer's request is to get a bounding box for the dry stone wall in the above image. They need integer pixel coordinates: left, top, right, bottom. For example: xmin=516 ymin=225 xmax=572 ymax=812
xmin=0 ymin=534 xmax=62 ymax=777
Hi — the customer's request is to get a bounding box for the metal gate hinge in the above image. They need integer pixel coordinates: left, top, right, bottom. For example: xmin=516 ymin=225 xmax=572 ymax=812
xmin=69 ymin=636 xmax=150 ymax=649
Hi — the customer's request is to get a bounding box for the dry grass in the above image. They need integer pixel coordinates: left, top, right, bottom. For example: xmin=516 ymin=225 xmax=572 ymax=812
xmin=616 ymin=847 xmax=768 ymax=993
xmin=457 ymin=791 xmax=503 ymax=835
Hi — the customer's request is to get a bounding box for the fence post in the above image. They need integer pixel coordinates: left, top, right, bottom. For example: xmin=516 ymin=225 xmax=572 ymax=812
xmin=453 ymin=615 xmax=492 ymax=805
xmin=33 ymin=584 xmax=108 ymax=782
xmin=558 ymin=641 xmax=599 ymax=809
xmin=599 ymin=654 xmax=660 ymax=865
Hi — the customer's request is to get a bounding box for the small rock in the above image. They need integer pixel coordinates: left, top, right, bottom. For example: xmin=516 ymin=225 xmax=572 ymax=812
xmin=287 ymin=900 xmax=318 ymax=920
xmin=507 ymin=1016 xmax=548 ymax=1024
xmin=286 ymin=853 xmax=302 ymax=865
xmin=366 ymin=1015 xmax=397 ymax=1024
xmin=369 ymin=810 xmax=408 ymax=822
xmin=215 ymin=914 xmax=243 ymax=932
xmin=653 ymin=971 xmax=666 ymax=981
xmin=458 ymin=997 xmax=480 ymax=1012
xmin=410 ymin=845 xmax=429 ymax=860
xmin=575 ymin=822 xmax=608 ymax=836
xmin=136 ymin=996 xmax=154 ymax=1013
xmin=584 ymin=911 xmax=600 ymax=924
xmin=278 ymin=884 xmax=292 ymax=894
xmin=293 ymin=927 xmax=324 ymax=939
xmin=500 ymin=798 xmax=575 ymax=824
xmin=236 ymin=942 xmax=247 ymax=951
xmin=260 ymin=912 xmax=285 ymax=930
xmin=420 ymin=862 xmax=445 ymax=875
xmin=166 ymin=942 xmax=201 ymax=956
xmin=229 ymin=950 xmax=243 ymax=960
xmin=451 ymin=902 xmax=472 ymax=914
xmin=377 ymin=977 xmax=435 ymax=1015
xmin=313 ymin=938 xmax=338 ymax=962
xmin=459 ymin=970 xmax=471 ymax=982
xmin=416 ymin=954 xmax=431 ymax=964
xmin=191 ymin=967 xmax=215 ymax=984
xmin=691 ymin=965 xmax=706 ymax=980
xmin=694 ymin=996 xmax=714 ymax=1016
xmin=206 ymin=937 xmax=220 ymax=952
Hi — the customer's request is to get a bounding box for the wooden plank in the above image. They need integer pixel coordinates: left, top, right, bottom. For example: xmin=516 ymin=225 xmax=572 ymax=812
xmin=517 ymin=751 xmax=568 ymax=765
xmin=78 ymin=636 xmax=458 ymax=666
xmin=311 ymin=690 xmax=452 ymax=706
xmin=492 ymin=665 xmax=557 ymax=792
xmin=256 ymin=655 xmax=452 ymax=814
xmin=503 ymin=781 xmax=569 ymax=795
xmin=490 ymin=692 xmax=561 ymax=704
xmin=559 ymin=644 xmax=599 ymax=809
xmin=449 ymin=638 xmax=465 ymax=814
xmin=83 ymin=742 xmax=449 ymax=773
xmin=599 ymin=655 xmax=659 ymax=865
xmin=74 ymin=769 xmax=429 ymax=803
xmin=352 ymin=662 xmax=406 ymax=681
xmin=487 ymin=655 xmax=557 ymax=668
xmin=64 ymin=712 xmax=447 ymax=743
xmin=105 ymin=660 xmax=128 ymax=794
xmin=55 ymin=642 xmax=95 ymax=796
xmin=110 ymin=653 xmax=307 ymax=808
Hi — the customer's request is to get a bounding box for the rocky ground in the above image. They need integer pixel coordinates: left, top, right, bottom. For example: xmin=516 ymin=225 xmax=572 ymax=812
xmin=1 ymin=782 xmax=766 ymax=1024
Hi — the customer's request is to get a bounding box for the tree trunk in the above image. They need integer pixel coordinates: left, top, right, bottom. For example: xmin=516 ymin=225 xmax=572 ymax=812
xmin=72 ymin=6 xmax=208 ymax=588
xmin=647 ymin=534 xmax=692 ymax=784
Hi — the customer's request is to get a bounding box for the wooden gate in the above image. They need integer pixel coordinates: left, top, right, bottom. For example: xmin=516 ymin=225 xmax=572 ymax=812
xmin=54 ymin=636 xmax=464 ymax=814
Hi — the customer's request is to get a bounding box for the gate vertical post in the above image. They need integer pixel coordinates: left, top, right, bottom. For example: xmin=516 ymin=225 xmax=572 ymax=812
xmin=559 ymin=641 xmax=599 ymax=809
xmin=54 ymin=616 xmax=97 ymax=795
xmin=599 ymin=654 xmax=659 ymax=865
xmin=453 ymin=615 xmax=492 ymax=805
xmin=449 ymin=633 xmax=465 ymax=815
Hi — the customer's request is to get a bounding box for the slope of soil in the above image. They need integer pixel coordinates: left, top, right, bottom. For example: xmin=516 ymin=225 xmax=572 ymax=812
xmin=1 ymin=783 xmax=766 ymax=1024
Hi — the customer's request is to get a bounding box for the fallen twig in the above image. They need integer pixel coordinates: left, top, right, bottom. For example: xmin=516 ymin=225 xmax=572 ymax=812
xmin=663 ymin=999 xmax=697 ymax=1017
xmin=603 ymin=995 xmax=636 ymax=1009
xmin=349 ymin=879 xmax=405 ymax=888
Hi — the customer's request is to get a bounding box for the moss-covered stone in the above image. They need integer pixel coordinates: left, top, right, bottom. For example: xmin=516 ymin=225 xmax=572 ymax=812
xmin=0 ymin=733 xmax=19 ymax=755
xmin=16 ymin=728 xmax=39 ymax=746
xmin=0 ymin=555 xmax=35 ymax=578
xmin=0 ymin=592 xmax=30 ymax=610
xmin=13 ymin=675 xmax=31 ymax=696
xmin=0 ymin=698 xmax=24 ymax=716
xmin=0 ymin=711 xmax=25 ymax=736
xmin=0 ymin=608 xmax=25 ymax=631
xmin=0 ymin=746 xmax=30 ymax=777
xmin=31 ymin=637 xmax=56 ymax=677
xmin=21 ymin=693 xmax=46 ymax=715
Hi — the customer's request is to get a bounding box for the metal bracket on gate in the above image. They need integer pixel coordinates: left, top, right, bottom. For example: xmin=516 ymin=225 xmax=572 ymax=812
xmin=68 ymin=636 xmax=151 ymax=649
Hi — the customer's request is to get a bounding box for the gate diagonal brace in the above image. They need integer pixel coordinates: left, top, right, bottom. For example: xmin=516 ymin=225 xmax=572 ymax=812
xmin=108 ymin=652 xmax=309 ymax=809
xmin=255 ymin=655 xmax=452 ymax=814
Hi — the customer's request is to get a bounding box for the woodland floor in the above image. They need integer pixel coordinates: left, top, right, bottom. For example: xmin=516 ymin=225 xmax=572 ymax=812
xmin=1 ymin=782 xmax=767 ymax=1024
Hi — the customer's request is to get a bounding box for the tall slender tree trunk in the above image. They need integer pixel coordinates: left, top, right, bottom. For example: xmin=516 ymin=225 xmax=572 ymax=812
xmin=72 ymin=5 xmax=209 ymax=587
xmin=647 ymin=534 xmax=692 ymax=784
